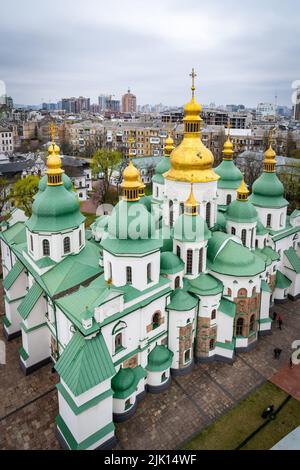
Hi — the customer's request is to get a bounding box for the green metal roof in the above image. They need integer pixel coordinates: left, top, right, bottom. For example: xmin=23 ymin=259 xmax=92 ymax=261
xmin=146 ymin=345 xmax=173 ymax=372
xmin=173 ymin=214 xmax=211 ymax=243
xmin=0 ymin=222 xmax=26 ymax=246
xmin=261 ymin=246 xmax=280 ymax=262
xmin=256 ymin=219 xmax=268 ymax=235
xmin=111 ymin=366 xmax=147 ymax=399
xmin=152 ymin=173 xmax=165 ymax=185
xmin=2 ymin=260 xmax=24 ymax=290
xmin=55 ymin=331 xmax=115 ymax=396
xmin=290 ymin=210 xmax=300 ymax=219
xmin=261 ymin=280 xmax=271 ymax=293
xmin=160 ymin=252 xmax=184 ymax=274
xmin=284 ymin=248 xmax=300 ymax=273
xmin=187 ymin=273 xmax=223 ymax=296
xmin=254 ymin=249 xmax=272 ymax=266
xmin=18 ymin=282 xmax=43 ymax=320
xmin=226 ymin=199 xmax=257 ymax=223
xmin=214 ymin=159 xmax=243 ymax=189
xmin=275 ymin=271 xmax=292 ymax=289
xmin=249 ymin=172 xmax=288 ymax=208
xmin=166 ymin=288 xmax=198 ymax=311
xmin=218 ymin=297 xmax=236 ymax=318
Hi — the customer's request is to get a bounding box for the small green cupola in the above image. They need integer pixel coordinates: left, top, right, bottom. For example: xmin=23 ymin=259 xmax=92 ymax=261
xmin=227 ymin=179 xmax=257 ymax=223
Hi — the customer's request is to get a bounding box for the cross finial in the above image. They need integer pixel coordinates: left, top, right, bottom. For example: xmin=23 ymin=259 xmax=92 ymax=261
xmin=49 ymin=122 xmax=56 ymax=143
xmin=128 ymin=130 xmax=134 ymax=159
xmin=227 ymin=119 xmax=231 ymax=138
xmin=189 ymin=68 xmax=197 ymax=96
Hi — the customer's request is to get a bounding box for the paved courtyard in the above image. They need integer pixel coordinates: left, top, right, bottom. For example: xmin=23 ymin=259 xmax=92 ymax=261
xmin=0 ymin=297 xmax=299 ymax=450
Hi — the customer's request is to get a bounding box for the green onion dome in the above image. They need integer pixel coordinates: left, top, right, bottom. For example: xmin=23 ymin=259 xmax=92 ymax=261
xmin=146 ymin=345 xmax=173 ymax=372
xmin=111 ymin=367 xmax=135 ymax=397
xmin=26 ymin=182 xmax=85 ymax=233
xmin=188 ymin=272 xmax=223 ymax=296
xmin=214 ymin=160 xmax=243 ymax=190
xmin=166 ymin=288 xmax=198 ymax=311
xmin=226 ymin=199 xmax=257 ymax=223
xmin=160 ymin=252 xmax=184 ymax=274
xmin=107 ymin=200 xmax=156 ymax=239
xmin=139 ymin=195 xmax=152 ymax=212
xmin=249 ymin=172 xmax=288 ymax=208
xmin=174 ymin=213 xmax=211 ymax=243
xmin=38 ymin=173 xmax=73 ymax=193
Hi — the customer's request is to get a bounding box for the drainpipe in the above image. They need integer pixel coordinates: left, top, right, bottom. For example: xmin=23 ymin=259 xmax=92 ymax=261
xmin=52 ymin=301 xmax=60 ymax=361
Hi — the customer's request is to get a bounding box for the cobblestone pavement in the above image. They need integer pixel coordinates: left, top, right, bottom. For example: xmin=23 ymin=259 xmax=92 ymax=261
xmin=0 ymin=298 xmax=299 ymax=450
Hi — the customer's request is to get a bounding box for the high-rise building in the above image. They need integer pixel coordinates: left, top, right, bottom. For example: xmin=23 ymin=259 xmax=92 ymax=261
xmin=61 ymin=97 xmax=90 ymax=114
xmin=98 ymin=95 xmax=120 ymax=113
xmin=122 ymin=88 xmax=137 ymax=113
xmin=294 ymin=87 xmax=300 ymax=121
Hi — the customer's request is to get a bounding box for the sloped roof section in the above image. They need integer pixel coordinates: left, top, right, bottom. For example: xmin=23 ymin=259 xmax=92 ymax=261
xmin=275 ymin=271 xmax=292 ymax=289
xmin=55 ymin=332 xmax=115 ymax=396
xmin=218 ymin=297 xmax=236 ymax=318
xmin=18 ymin=282 xmax=43 ymax=320
xmin=284 ymin=248 xmax=300 ymax=273
xmin=3 ymin=260 xmax=24 ymax=290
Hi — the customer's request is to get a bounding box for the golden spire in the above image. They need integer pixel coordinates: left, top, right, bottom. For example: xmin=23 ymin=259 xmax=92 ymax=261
xmin=190 ymin=68 xmax=196 ymax=98
xmin=121 ymin=131 xmax=140 ymax=201
xmin=237 ymin=177 xmax=249 ymax=201
xmin=222 ymin=120 xmax=234 ymax=160
xmin=46 ymin=122 xmax=64 ymax=186
xmin=184 ymin=177 xmax=198 ymax=215
xmin=164 ymin=119 xmax=175 ymax=156
xmin=263 ymin=127 xmax=276 ymax=172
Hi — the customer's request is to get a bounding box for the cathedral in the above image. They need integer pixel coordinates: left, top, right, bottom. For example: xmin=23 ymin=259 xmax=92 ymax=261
xmin=1 ymin=72 xmax=300 ymax=450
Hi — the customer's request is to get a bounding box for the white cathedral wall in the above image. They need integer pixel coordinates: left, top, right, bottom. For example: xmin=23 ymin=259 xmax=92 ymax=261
xmin=1 ymin=240 xmax=13 ymax=276
xmin=254 ymin=206 xmax=287 ymax=232
xmin=147 ymin=368 xmax=170 ymax=387
xmin=226 ymin=221 xmax=257 ymax=249
xmin=216 ymin=310 xmax=234 ymax=345
xmin=21 ymin=325 xmax=50 ymax=368
xmin=273 ymin=232 xmax=300 ymax=265
xmin=56 ymin=307 xmax=74 ymax=350
xmin=198 ymin=293 xmax=222 ymax=319
xmin=173 ymin=240 xmax=207 ymax=278
xmin=216 ymin=188 xmax=237 ymax=206
xmin=209 ymin=272 xmax=262 ymax=300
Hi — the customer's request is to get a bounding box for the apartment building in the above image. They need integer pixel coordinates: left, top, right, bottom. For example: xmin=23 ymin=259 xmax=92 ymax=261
xmin=0 ymin=126 xmax=14 ymax=153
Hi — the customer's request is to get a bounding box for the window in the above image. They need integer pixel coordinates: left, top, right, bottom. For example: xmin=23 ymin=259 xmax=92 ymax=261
xmin=115 ymin=333 xmax=123 ymax=352
xmin=126 ymin=266 xmax=132 ymax=284
xmin=30 ymin=235 xmax=33 ymax=252
xmin=186 ymin=249 xmax=193 ymax=274
xmin=79 ymin=230 xmax=82 ymax=247
xmin=108 ymin=261 xmax=112 ymax=281
xmin=231 ymin=227 xmax=236 ymax=235
xmin=238 ymin=288 xmax=247 ymax=298
xmin=176 ymin=245 xmax=181 ymax=258
xmin=209 ymin=339 xmax=215 ymax=350
xmin=236 ymin=318 xmax=244 ymax=336
xmin=175 ymin=276 xmax=180 ymax=289
xmin=255 ymin=239 xmax=258 ymax=248
xmin=184 ymin=349 xmax=191 ymax=363
xmin=161 ymin=372 xmax=167 ymax=383
xmin=211 ymin=309 xmax=216 ymax=320
xmin=227 ymin=288 xmax=232 ymax=296
xmin=241 ymin=229 xmax=247 ymax=246
xmin=249 ymin=314 xmax=256 ymax=333
xmin=226 ymin=194 xmax=232 ymax=205
xmin=147 ymin=263 xmax=152 ymax=283
xmin=198 ymin=248 xmax=203 ymax=273
xmin=206 ymin=202 xmax=211 ymax=227
xmin=42 ymin=239 xmax=50 ymax=256
xmin=169 ymin=200 xmax=174 ymax=227
xmin=125 ymin=398 xmax=131 ymax=410
xmin=251 ymin=228 xmax=254 ymax=248
xmin=156 ymin=186 xmax=159 ymax=198
xmin=267 ymin=214 xmax=272 ymax=227
xmin=63 ymin=237 xmax=71 ymax=254
xmin=152 ymin=312 xmax=161 ymax=329
xmin=179 ymin=202 xmax=184 ymax=216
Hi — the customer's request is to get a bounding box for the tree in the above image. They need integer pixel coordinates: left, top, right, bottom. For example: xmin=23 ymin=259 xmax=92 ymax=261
xmin=10 ymin=175 xmax=40 ymax=216
xmin=0 ymin=177 xmax=9 ymax=216
xmin=91 ymin=149 xmax=121 ymax=203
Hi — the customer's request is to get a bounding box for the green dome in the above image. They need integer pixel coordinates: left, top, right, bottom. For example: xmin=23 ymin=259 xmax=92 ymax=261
xmin=214 ymin=160 xmax=243 ymax=190
xmin=249 ymin=172 xmax=288 ymax=208
xmin=216 ymin=211 xmax=226 ymax=231
xmin=139 ymin=195 xmax=152 ymax=212
xmin=152 ymin=173 xmax=165 ymax=185
xmin=26 ymin=183 xmax=85 ymax=233
xmin=156 ymin=157 xmax=171 ymax=176
xmin=38 ymin=174 xmax=73 ymax=192
xmin=147 ymin=345 xmax=173 ymax=372
xmin=207 ymin=231 xmax=265 ymax=277
xmin=188 ymin=273 xmax=223 ymax=296
xmin=108 ymin=199 xmax=155 ymax=239
xmin=160 ymin=252 xmax=184 ymax=274
xmin=112 ymin=367 xmax=135 ymax=393
xmin=167 ymin=288 xmax=198 ymax=311
xmin=174 ymin=214 xmax=211 ymax=243
xmin=227 ymin=199 xmax=257 ymax=223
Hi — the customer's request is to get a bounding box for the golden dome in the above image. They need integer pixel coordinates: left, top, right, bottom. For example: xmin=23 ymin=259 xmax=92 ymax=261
xmin=46 ymin=125 xmax=64 ymax=185
xmin=223 ymin=133 xmax=234 ymax=160
xmin=184 ymin=183 xmax=198 ymax=215
xmin=263 ymin=129 xmax=276 ymax=172
xmin=237 ymin=178 xmax=249 ymax=201
xmin=121 ymin=155 xmax=140 ymax=201
xmin=164 ymin=134 xmax=175 ymax=156
xmin=164 ymin=69 xmax=219 ymax=183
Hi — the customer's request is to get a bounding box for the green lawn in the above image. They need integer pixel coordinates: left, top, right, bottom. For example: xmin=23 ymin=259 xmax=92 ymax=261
xmin=183 ymin=382 xmax=300 ymax=450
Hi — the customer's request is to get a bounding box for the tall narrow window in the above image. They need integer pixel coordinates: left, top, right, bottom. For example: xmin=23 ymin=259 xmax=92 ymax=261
xmin=147 ymin=263 xmax=152 ymax=283
xmin=241 ymin=229 xmax=247 ymax=246
xmin=115 ymin=333 xmax=123 ymax=352
xmin=198 ymin=248 xmax=203 ymax=273
xmin=179 ymin=202 xmax=184 ymax=216
xmin=63 ymin=237 xmax=71 ymax=254
xmin=79 ymin=230 xmax=82 ymax=247
xmin=186 ymin=249 xmax=193 ymax=274
xmin=249 ymin=314 xmax=256 ymax=333
xmin=226 ymin=194 xmax=232 ymax=205
xmin=236 ymin=318 xmax=244 ymax=336
xmin=206 ymin=202 xmax=211 ymax=227
xmin=42 ymin=239 xmax=50 ymax=256
xmin=175 ymin=276 xmax=180 ymax=289
xmin=169 ymin=200 xmax=174 ymax=227
xmin=266 ymin=214 xmax=272 ymax=227
xmin=211 ymin=309 xmax=216 ymax=320
xmin=231 ymin=227 xmax=236 ymax=235
xmin=126 ymin=266 xmax=132 ymax=284
xmin=209 ymin=339 xmax=215 ymax=350
xmin=176 ymin=245 xmax=181 ymax=259
xmin=30 ymin=235 xmax=33 ymax=252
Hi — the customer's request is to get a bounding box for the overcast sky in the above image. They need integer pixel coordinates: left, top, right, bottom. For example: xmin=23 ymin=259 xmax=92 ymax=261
xmin=1 ymin=0 xmax=299 ymax=107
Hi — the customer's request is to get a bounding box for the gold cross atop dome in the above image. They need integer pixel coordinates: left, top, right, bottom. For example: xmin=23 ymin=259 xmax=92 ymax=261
xmin=49 ymin=122 xmax=57 ymax=143
xmin=190 ymin=68 xmax=197 ymax=96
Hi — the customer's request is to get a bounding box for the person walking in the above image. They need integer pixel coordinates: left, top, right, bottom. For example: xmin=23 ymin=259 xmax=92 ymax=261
xmin=274 ymin=348 xmax=282 ymax=359
xmin=278 ymin=314 xmax=283 ymax=330
xmin=273 ymin=312 xmax=278 ymax=322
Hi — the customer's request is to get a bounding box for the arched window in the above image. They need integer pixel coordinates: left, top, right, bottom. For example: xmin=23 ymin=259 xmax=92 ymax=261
xmin=227 ymin=288 xmax=232 ymax=296
xmin=108 ymin=261 xmax=112 ymax=280
xmin=209 ymin=339 xmax=215 ymax=350
xmin=63 ymin=237 xmax=71 ymax=254
xmin=186 ymin=249 xmax=193 ymax=274
xmin=238 ymin=288 xmax=247 ymax=298
xmin=249 ymin=314 xmax=256 ymax=333
xmin=169 ymin=200 xmax=174 ymax=227
xmin=79 ymin=230 xmax=82 ymax=247
xmin=115 ymin=333 xmax=123 ymax=352
xmin=236 ymin=318 xmax=244 ymax=336
xmin=241 ymin=229 xmax=247 ymax=246
xmin=79 ymin=193 xmax=83 ymax=199
xmin=266 ymin=214 xmax=272 ymax=227
xmin=198 ymin=248 xmax=203 ymax=273
xmin=184 ymin=349 xmax=191 ymax=363
xmin=252 ymin=287 xmax=256 ymax=296
xmin=264 ymin=238 xmax=267 ymax=247
xmin=206 ymin=202 xmax=211 ymax=227
xmin=152 ymin=312 xmax=161 ymax=329
xmin=231 ymin=227 xmax=236 ymax=235
xmin=211 ymin=309 xmax=216 ymax=320
xmin=179 ymin=202 xmax=184 ymax=216
xmin=226 ymin=194 xmax=232 ymax=205
xmin=255 ymin=239 xmax=258 ymax=248
xmin=30 ymin=235 xmax=33 ymax=252
xmin=176 ymin=245 xmax=181 ymax=259
xmin=251 ymin=228 xmax=254 ymax=248
xmin=147 ymin=263 xmax=152 ymax=283
xmin=126 ymin=266 xmax=132 ymax=284
xmin=42 ymin=239 xmax=50 ymax=256
xmin=175 ymin=276 xmax=180 ymax=289
xmin=156 ymin=186 xmax=159 ymax=198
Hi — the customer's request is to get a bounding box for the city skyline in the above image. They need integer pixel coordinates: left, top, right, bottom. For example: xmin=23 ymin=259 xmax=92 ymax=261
xmin=1 ymin=0 xmax=300 ymax=107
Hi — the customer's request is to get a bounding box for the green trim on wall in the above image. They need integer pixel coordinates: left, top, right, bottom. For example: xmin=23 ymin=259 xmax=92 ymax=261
xmin=20 ymin=322 xmax=47 ymax=334
xmin=215 ymin=341 xmax=235 ymax=351
xmin=19 ymin=346 xmax=29 ymax=361
xmin=56 ymin=383 xmax=113 ymax=416
xmin=3 ymin=315 xmax=11 ymax=328
xmin=55 ymin=414 xmax=114 ymax=450
xmin=4 ymin=294 xmax=26 ymax=304
xmin=259 ymin=317 xmax=272 ymax=324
